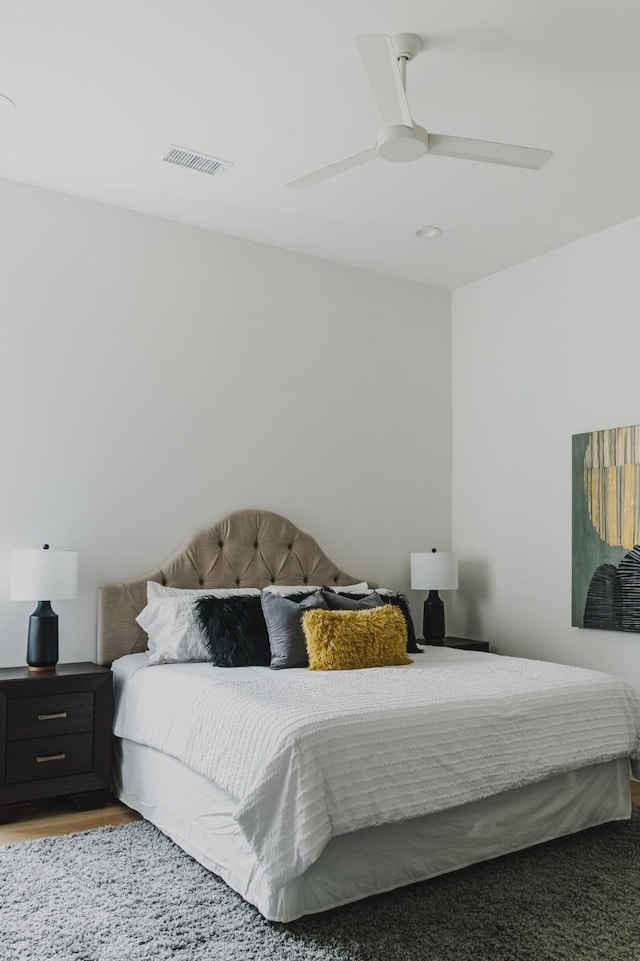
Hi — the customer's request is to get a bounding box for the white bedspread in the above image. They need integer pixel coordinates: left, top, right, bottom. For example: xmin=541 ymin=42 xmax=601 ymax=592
xmin=112 ymin=650 xmax=640 ymax=890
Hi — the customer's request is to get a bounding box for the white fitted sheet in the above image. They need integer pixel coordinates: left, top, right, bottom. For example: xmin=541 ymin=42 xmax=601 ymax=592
xmin=113 ymin=738 xmax=631 ymax=922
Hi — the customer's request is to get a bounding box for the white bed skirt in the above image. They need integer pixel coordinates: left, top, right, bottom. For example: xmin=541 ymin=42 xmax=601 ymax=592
xmin=113 ymin=738 xmax=631 ymax=922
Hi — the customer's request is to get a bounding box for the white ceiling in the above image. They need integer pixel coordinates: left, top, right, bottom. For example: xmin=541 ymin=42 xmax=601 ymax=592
xmin=0 ymin=0 xmax=639 ymax=289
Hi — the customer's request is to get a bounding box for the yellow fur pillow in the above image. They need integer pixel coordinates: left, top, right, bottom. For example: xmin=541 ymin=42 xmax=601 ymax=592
xmin=301 ymin=604 xmax=412 ymax=671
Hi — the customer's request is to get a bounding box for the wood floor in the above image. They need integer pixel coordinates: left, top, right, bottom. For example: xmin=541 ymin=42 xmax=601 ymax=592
xmin=0 ymin=794 xmax=141 ymax=845
xmin=1 ymin=782 xmax=639 ymax=846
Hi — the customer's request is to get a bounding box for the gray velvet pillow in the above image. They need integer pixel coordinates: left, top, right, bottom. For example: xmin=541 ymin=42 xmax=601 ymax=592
xmin=261 ymin=590 xmax=328 ymax=670
xmin=322 ymin=590 xmax=385 ymax=611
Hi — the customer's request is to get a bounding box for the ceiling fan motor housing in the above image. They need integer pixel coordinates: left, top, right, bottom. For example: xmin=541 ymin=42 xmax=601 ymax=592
xmin=286 ymin=32 xmax=552 ymax=188
xmin=376 ymin=124 xmax=429 ymax=162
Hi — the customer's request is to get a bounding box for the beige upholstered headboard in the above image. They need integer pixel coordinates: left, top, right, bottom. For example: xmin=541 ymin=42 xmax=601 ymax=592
xmin=97 ymin=508 xmax=369 ymax=666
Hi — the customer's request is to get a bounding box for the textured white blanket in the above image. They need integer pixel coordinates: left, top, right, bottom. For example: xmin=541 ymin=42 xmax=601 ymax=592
xmin=113 ymin=653 xmax=640 ymax=891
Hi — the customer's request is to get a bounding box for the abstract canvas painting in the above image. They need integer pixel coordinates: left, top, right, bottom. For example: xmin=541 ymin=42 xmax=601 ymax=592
xmin=572 ymin=424 xmax=640 ymax=631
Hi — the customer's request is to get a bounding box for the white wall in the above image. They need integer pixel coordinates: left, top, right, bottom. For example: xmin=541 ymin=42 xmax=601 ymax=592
xmin=452 ymin=216 xmax=640 ymax=689
xmin=0 ymin=177 xmax=451 ymax=667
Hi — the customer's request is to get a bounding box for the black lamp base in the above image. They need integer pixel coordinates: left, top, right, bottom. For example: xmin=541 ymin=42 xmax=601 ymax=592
xmin=423 ymin=590 xmax=446 ymax=643
xmin=26 ymin=601 xmax=59 ymax=672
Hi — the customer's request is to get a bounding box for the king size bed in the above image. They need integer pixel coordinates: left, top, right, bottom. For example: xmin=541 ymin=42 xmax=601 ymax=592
xmin=99 ymin=509 xmax=640 ymax=922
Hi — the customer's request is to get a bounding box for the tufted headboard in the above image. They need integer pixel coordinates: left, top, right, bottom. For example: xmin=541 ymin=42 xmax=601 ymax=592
xmin=97 ymin=508 xmax=369 ymax=666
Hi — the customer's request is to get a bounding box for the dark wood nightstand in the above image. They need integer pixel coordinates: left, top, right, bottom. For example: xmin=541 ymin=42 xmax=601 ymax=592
xmin=420 ymin=636 xmax=490 ymax=653
xmin=0 ymin=662 xmax=113 ymax=823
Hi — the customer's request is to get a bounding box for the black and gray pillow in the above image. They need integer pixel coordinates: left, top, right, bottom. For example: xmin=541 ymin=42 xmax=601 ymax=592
xmin=322 ymin=590 xmax=421 ymax=653
xmin=321 ymin=590 xmax=385 ymax=611
xmin=261 ymin=590 xmax=329 ymax=670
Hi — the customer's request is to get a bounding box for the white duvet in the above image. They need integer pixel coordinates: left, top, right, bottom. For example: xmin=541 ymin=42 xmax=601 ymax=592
xmin=112 ymin=649 xmax=640 ymax=890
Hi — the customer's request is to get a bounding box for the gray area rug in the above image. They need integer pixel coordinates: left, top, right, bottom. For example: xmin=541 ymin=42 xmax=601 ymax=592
xmin=1 ymin=810 xmax=639 ymax=961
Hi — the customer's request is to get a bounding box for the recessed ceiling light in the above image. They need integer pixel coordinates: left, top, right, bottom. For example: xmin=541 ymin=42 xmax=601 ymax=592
xmin=415 ymin=226 xmax=442 ymax=239
xmin=0 ymin=94 xmax=16 ymax=112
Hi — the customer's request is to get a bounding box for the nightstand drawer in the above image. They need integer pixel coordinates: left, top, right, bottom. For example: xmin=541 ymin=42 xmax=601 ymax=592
xmin=7 ymin=693 xmax=94 ymax=741
xmin=6 ymin=733 xmax=94 ymax=784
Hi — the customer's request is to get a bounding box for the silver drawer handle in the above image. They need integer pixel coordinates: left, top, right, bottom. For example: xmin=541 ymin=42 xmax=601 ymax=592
xmin=35 ymin=753 xmax=66 ymax=764
xmin=37 ymin=712 xmax=67 ymax=721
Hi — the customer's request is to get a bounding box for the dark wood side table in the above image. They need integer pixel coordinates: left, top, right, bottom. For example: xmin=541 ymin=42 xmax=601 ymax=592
xmin=0 ymin=662 xmax=112 ymax=823
xmin=420 ymin=636 xmax=490 ymax=653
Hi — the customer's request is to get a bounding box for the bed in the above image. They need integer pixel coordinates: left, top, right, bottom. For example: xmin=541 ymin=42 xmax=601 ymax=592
xmin=99 ymin=509 xmax=640 ymax=922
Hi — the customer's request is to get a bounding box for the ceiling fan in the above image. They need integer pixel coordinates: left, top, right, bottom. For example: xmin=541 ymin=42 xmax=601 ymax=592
xmin=287 ymin=33 xmax=552 ymax=189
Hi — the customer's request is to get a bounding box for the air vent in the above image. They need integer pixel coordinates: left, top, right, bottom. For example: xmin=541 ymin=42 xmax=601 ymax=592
xmin=161 ymin=145 xmax=231 ymax=177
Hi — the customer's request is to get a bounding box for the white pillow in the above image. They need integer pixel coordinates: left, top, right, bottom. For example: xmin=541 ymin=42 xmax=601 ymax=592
xmin=137 ymin=596 xmax=206 ymax=665
xmin=138 ymin=587 xmax=260 ymax=665
xmin=263 ymin=582 xmax=369 ymax=597
xmin=326 ymin=586 xmax=394 ymax=597
xmin=147 ymin=581 xmax=260 ymax=602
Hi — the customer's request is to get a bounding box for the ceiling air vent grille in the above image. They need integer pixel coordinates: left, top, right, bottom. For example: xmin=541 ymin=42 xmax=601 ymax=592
xmin=161 ymin=145 xmax=231 ymax=177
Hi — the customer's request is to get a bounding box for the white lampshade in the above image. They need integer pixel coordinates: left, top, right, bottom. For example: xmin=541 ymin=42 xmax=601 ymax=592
xmin=10 ymin=548 xmax=79 ymax=601
xmin=410 ymin=552 xmax=458 ymax=591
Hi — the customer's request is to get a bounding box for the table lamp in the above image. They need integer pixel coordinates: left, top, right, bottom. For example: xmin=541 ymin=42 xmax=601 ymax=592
xmin=10 ymin=545 xmax=79 ymax=672
xmin=410 ymin=549 xmax=458 ymax=643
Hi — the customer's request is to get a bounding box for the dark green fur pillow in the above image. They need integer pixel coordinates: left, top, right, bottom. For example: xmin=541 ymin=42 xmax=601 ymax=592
xmin=193 ymin=595 xmax=271 ymax=667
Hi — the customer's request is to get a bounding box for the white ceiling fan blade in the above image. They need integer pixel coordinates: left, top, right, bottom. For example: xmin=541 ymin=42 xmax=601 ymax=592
xmin=428 ymin=134 xmax=553 ymax=169
xmin=355 ymin=34 xmax=413 ymax=128
xmin=287 ymin=147 xmax=377 ymax=189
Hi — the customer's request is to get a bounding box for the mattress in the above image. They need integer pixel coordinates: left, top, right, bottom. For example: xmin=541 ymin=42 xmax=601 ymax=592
xmin=111 ymin=648 xmax=640 ymax=919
